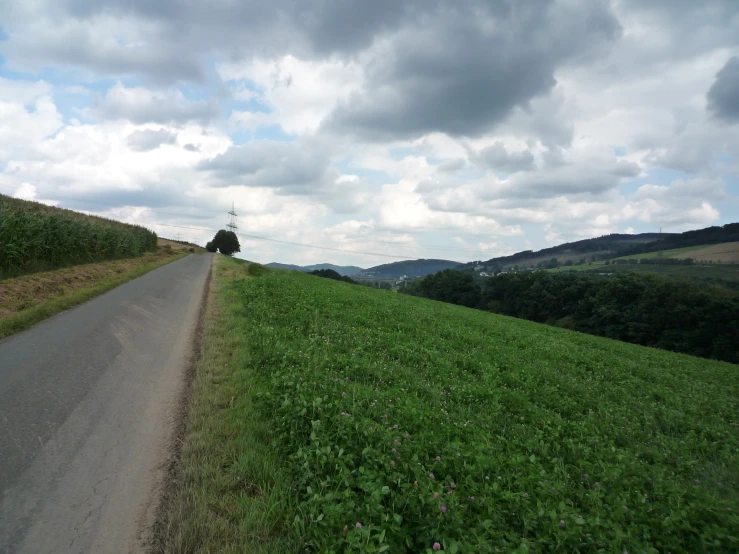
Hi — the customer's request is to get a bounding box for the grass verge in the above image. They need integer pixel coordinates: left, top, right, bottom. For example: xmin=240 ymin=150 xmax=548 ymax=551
xmin=0 ymin=248 xmax=186 ymax=340
xmin=161 ymin=256 xmax=297 ymax=553
xmin=165 ymin=258 xmax=737 ymax=553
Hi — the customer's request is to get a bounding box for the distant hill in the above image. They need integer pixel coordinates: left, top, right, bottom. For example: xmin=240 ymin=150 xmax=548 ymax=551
xmin=615 ymin=223 xmax=739 ymax=257
xmin=358 ymin=259 xmax=460 ymax=279
xmin=460 ymin=233 xmax=668 ymax=271
xmin=266 ymin=262 xmax=364 ymax=276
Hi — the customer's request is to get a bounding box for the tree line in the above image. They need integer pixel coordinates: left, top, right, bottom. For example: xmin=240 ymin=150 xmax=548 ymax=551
xmin=401 ymin=269 xmax=739 ymax=364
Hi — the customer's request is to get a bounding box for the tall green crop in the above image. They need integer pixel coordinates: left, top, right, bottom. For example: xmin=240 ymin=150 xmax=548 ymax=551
xmin=0 ymin=198 xmax=158 ymax=277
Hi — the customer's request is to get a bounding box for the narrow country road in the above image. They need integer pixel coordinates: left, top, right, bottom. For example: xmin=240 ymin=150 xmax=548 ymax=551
xmin=0 ymin=253 xmax=213 ymax=554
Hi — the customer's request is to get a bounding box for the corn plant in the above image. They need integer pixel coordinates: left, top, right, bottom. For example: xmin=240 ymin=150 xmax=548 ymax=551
xmin=0 ymin=196 xmax=157 ymax=277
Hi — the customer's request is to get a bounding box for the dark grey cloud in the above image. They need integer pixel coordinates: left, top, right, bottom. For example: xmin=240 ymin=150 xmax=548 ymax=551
xmin=197 ymin=138 xmax=367 ymax=211
xmin=3 ymin=1 xmax=619 ymax=96
xmin=325 ymin=1 xmax=620 ymax=139
xmin=62 ymin=0 xmax=418 ymax=56
xmin=472 ymin=142 xmax=535 ymax=174
xmin=0 ymin=20 xmax=204 ymax=85
xmin=615 ymin=1 xmax=739 ymax=63
xmin=197 ymin=139 xmax=333 ymax=193
xmin=96 ymin=84 xmax=219 ymax=125
xmin=183 ymin=143 xmax=200 ymax=152
xmin=437 ymin=158 xmax=466 ymax=173
xmin=3 ymin=0 xmax=423 ymax=83
xmin=126 ymin=129 xmax=177 ymax=152
xmin=707 ymin=56 xmax=739 ymax=123
xmin=487 ymin=157 xmax=640 ymax=201
xmin=610 ymin=159 xmax=641 ymax=177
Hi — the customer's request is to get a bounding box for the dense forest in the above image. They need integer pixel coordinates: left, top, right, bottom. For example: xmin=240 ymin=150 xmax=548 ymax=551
xmin=402 ymin=269 xmax=739 ymax=364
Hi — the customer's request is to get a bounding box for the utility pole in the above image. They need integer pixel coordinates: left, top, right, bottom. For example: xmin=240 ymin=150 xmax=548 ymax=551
xmin=227 ymin=202 xmax=238 ymax=234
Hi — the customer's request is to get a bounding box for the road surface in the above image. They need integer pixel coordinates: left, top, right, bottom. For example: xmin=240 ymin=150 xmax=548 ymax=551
xmin=0 ymin=253 xmax=212 ymax=553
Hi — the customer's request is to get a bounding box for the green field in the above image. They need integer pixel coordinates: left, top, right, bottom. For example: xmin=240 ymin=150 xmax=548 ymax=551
xmin=547 ymin=244 xmax=739 ymax=287
xmin=166 ymin=257 xmax=738 ymax=553
xmin=551 ymin=260 xmax=739 ymax=287
xmin=548 ymin=245 xmax=711 ymax=273
xmin=614 ymin=245 xmax=708 ymax=261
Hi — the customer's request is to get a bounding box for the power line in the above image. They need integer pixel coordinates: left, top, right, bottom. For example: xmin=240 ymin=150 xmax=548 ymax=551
xmin=237 ymin=233 xmax=419 ymax=260
xmin=116 ymin=221 xmax=418 ymax=259
xmin=0 ymin=187 xmax=487 ymax=258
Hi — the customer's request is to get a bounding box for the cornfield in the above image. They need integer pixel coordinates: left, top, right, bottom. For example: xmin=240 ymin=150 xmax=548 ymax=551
xmin=0 ymin=195 xmax=158 ymax=277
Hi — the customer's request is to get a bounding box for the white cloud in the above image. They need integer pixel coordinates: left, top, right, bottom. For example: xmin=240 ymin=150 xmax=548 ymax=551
xmin=97 ymin=83 xmax=220 ymax=125
xmin=221 ymin=55 xmax=363 ymax=135
xmin=0 ymin=78 xmax=64 ymax=162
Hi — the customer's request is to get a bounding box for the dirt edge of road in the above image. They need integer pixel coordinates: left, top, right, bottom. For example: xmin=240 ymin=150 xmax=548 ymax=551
xmin=146 ymin=255 xmax=214 ymax=553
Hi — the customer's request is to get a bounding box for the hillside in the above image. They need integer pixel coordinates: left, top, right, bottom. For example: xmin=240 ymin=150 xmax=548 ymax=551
xmin=266 ymin=262 xmax=364 ymax=275
xmin=267 ymin=259 xmax=460 ymax=279
xmin=165 ymin=257 xmax=739 ymax=553
xmin=358 ymin=258 xmax=460 ymax=278
xmin=617 ymin=222 xmax=739 ymax=257
xmin=548 ymin=241 xmax=739 ymax=291
xmin=461 ymin=233 xmax=666 ymax=271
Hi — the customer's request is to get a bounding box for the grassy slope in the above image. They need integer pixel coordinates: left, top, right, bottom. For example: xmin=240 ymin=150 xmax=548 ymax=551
xmin=162 ymin=256 xmax=297 ymax=553
xmin=0 ymin=248 xmax=186 ymax=340
xmin=167 ymin=258 xmax=738 ymax=553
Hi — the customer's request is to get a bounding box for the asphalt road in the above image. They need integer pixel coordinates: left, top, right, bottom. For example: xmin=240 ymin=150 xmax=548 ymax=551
xmin=0 ymin=253 xmax=212 ymax=553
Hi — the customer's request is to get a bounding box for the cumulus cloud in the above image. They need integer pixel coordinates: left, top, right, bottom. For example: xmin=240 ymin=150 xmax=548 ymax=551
xmin=0 ymin=0 xmax=738 ymax=266
xmin=196 ymin=138 xmax=369 ymax=212
xmin=470 ymin=142 xmax=535 ymax=174
xmin=325 ymin=1 xmax=620 ymax=139
xmin=221 ymin=55 xmax=363 ymax=135
xmin=198 ymin=140 xmax=332 ymax=192
xmin=126 ymin=129 xmax=178 ymax=152
xmin=626 ymin=178 xmax=725 ymax=230
xmin=707 ymin=56 xmax=739 ymax=122
xmin=0 ymin=14 xmax=205 ymax=84
xmin=97 ymin=83 xmax=219 ymax=125
xmin=0 ymin=78 xmax=64 ymax=162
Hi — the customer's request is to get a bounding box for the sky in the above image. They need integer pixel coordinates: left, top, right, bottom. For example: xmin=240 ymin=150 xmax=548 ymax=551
xmin=0 ymin=0 xmax=738 ymax=268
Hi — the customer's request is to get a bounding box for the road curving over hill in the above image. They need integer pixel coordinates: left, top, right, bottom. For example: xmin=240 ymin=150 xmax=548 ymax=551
xmin=0 ymin=253 xmax=213 ymax=553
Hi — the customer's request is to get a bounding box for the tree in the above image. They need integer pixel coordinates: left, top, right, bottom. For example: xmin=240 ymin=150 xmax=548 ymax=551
xmin=209 ymin=229 xmax=241 ymax=256
xmin=418 ymin=269 xmax=481 ymax=308
xmin=309 ymin=268 xmax=355 ymax=284
xmin=205 ymin=241 xmax=217 ymax=253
